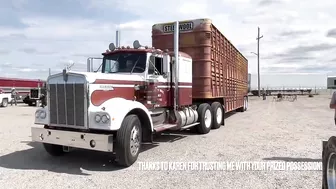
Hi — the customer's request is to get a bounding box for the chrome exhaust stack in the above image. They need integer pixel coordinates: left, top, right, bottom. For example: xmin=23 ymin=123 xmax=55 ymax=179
xmin=173 ymin=21 xmax=179 ymax=110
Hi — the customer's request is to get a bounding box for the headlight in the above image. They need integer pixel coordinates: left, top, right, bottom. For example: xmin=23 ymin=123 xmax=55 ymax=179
xmin=35 ymin=110 xmax=47 ymax=119
xmin=35 ymin=111 xmax=40 ymax=118
xmin=40 ymin=111 xmax=46 ymax=119
xmin=95 ymin=114 xmax=101 ymax=123
xmin=94 ymin=113 xmax=110 ymax=124
xmin=101 ymin=115 xmax=110 ymax=123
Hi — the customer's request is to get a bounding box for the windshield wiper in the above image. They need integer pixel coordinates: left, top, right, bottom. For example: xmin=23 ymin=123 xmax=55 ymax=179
xmin=103 ymin=55 xmax=121 ymax=73
xmin=130 ymin=56 xmax=141 ymax=74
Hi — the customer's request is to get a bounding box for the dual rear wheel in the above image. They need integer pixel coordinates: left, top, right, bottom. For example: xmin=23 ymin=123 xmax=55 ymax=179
xmin=195 ymin=97 xmax=248 ymax=134
xmin=195 ymin=102 xmax=224 ymax=134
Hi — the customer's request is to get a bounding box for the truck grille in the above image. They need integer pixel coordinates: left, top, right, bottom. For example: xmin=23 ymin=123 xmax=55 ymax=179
xmin=49 ymin=83 xmax=86 ymax=127
xmin=30 ymin=89 xmax=39 ymax=99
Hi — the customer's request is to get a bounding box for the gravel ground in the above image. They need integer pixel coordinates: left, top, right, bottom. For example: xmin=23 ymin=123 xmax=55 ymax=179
xmin=0 ymin=95 xmax=334 ymax=189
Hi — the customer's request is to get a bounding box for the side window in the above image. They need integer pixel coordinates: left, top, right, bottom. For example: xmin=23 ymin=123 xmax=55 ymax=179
xmin=148 ymin=56 xmax=163 ymax=75
xmin=155 ymin=57 xmax=163 ymax=75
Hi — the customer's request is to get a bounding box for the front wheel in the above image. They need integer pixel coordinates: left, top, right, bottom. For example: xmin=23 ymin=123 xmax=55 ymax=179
xmin=115 ymin=114 xmax=142 ymax=167
xmin=322 ymin=136 xmax=336 ymax=189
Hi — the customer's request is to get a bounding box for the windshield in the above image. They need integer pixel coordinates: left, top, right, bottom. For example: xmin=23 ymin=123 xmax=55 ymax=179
xmin=102 ymin=52 xmax=147 ymax=74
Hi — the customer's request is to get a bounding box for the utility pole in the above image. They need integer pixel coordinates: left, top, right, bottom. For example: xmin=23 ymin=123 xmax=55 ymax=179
xmin=256 ymin=27 xmax=263 ymax=97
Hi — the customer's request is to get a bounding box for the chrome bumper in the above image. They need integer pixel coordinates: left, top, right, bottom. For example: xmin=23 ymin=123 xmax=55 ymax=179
xmin=31 ymin=127 xmax=113 ymax=152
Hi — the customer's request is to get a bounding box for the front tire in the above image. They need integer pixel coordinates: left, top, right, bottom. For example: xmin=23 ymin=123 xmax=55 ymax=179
xmin=115 ymin=114 xmax=142 ymax=167
xmin=322 ymin=136 xmax=336 ymax=189
xmin=211 ymin=102 xmax=223 ymax=129
xmin=43 ymin=143 xmax=65 ymax=156
xmin=195 ymin=103 xmax=212 ymax=134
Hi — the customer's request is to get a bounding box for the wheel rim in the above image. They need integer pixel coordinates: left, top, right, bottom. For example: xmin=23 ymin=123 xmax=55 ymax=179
xmin=130 ymin=125 xmax=141 ymax=156
xmin=204 ymin=109 xmax=212 ymax=128
xmin=216 ymin=107 xmax=222 ymax=124
xmin=327 ymin=152 xmax=336 ymax=189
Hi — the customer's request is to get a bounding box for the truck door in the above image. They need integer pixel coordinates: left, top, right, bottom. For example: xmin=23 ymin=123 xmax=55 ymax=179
xmin=146 ymin=54 xmax=170 ymax=108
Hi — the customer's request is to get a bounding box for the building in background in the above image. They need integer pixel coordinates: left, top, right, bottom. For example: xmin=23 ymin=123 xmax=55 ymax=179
xmin=327 ymin=76 xmax=336 ymax=89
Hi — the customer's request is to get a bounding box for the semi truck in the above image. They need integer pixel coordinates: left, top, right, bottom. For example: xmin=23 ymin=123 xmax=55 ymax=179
xmin=31 ymin=18 xmax=248 ymax=167
xmin=23 ymin=86 xmax=47 ymax=106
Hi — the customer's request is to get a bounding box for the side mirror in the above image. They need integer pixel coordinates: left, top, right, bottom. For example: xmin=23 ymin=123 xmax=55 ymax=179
xmin=162 ymin=54 xmax=170 ymax=74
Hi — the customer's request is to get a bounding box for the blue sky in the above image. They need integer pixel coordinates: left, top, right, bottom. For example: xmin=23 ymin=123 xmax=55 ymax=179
xmin=0 ymin=0 xmax=336 ymax=87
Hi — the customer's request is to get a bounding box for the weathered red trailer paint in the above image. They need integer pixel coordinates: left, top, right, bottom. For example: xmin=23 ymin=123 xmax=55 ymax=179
xmin=0 ymin=77 xmax=45 ymax=97
xmin=152 ymin=18 xmax=248 ymax=113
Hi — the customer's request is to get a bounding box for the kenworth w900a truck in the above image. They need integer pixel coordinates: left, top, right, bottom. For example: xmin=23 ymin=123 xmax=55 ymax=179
xmin=31 ymin=18 xmax=248 ymax=167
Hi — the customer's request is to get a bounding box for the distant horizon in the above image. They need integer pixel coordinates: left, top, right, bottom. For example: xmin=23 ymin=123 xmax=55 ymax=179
xmin=0 ymin=71 xmax=331 ymax=88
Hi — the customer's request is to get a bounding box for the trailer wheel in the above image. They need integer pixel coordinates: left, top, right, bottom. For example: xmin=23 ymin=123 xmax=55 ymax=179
xmin=115 ymin=114 xmax=142 ymax=167
xmin=1 ymin=98 xmax=8 ymax=107
xmin=211 ymin=102 xmax=223 ymax=129
xmin=196 ymin=103 xmax=212 ymax=134
xmin=43 ymin=143 xmax=65 ymax=156
xmin=244 ymin=97 xmax=248 ymax=111
xmin=322 ymin=136 xmax=336 ymax=189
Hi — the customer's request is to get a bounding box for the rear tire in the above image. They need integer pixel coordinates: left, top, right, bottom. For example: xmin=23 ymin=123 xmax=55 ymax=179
xmin=115 ymin=114 xmax=142 ymax=167
xmin=43 ymin=143 xmax=65 ymax=156
xmin=195 ymin=103 xmax=212 ymax=134
xmin=244 ymin=97 xmax=248 ymax=111
xmin=322 ymin=136 xmax=336 ymax=189
xmin=211 ymin=102 xmax=223 ymax=129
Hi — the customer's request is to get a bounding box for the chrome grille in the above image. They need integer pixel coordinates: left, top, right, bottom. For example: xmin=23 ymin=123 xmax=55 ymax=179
xmin=49 ymin=83 xmax=86 ymax=127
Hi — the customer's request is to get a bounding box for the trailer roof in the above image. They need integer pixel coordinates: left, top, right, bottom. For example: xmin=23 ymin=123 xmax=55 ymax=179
xmin=0 ymin=77 xmax=45 ymax=82
xmin=152 ymin=18 xmax=248 ymax=62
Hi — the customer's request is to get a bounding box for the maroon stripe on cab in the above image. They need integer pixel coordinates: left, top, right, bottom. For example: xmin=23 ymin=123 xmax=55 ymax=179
xmin=91 ymin=88 xmax=135 ymax=106
xmin=94 ymin=79 xmax=191 ymax=86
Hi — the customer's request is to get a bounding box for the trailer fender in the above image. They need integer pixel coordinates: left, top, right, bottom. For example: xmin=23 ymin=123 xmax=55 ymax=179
xmin=89 ymin=97 xmax=153 ymax=132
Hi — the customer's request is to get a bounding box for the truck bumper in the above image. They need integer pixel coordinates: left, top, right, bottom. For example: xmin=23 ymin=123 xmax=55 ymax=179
xmin=31 ymin=127 xmax=113 ymax=152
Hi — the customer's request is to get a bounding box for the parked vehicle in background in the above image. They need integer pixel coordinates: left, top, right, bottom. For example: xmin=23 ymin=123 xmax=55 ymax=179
xmin=0 ymin=77 xmax=45 ymax=101
xmin=0 ymin=93 xmax=12 ymax=107
xmin=31 ymin=18 xmax=249 ymax=167
xmin=23 ymin=86 xmax=47 ymax=106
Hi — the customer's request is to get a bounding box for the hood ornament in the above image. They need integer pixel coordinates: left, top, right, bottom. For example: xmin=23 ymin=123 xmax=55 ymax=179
xmin=63 ymin=62 xmax=75 ymax=82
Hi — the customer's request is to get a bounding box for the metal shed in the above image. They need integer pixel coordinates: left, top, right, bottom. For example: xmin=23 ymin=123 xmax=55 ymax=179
xmin=327 ymin=76 xmax=336 ymax=89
